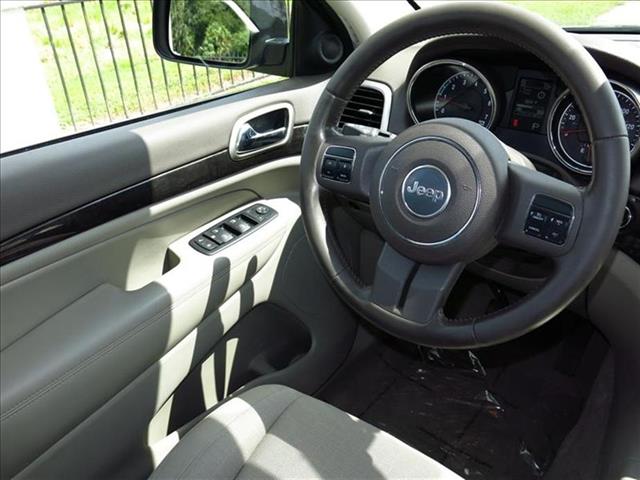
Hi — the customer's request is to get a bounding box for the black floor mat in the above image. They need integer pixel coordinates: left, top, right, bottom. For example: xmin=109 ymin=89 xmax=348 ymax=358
xmin=319 ymin=319 xmax=599 ymax=480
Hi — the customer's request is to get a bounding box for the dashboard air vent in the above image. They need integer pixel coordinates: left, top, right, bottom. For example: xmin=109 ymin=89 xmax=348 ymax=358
xmin=338 ymin=85 xmax=385 ymax=130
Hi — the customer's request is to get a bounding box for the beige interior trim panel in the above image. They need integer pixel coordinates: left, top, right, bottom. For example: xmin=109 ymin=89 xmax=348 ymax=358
xmin=0 ymin=158 xmax=303 ymax=478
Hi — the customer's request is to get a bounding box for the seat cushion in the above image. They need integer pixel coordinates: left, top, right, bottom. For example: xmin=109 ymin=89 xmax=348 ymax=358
xmin=150 ymin=384 xmax=462 ymax=479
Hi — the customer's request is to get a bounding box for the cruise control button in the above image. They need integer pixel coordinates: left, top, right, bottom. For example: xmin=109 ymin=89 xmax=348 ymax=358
xmin=549 ymin=216 xmax=569 ymax=229
xmin=529 ymin=209 xmax=548 ymax=222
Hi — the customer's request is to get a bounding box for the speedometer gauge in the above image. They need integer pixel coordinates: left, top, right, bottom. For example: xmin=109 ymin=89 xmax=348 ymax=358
xmin=434 ymin=70 xmax=495 ymax=127
xmin=407 ymin=59 xmax=497 ymax=128
xmin=548 ymin=82 xmax=640 ymax=174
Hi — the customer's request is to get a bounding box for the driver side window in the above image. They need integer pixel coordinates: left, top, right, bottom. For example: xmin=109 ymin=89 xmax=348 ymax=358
xmin=0 ymin=0 xmax=283 ymax=154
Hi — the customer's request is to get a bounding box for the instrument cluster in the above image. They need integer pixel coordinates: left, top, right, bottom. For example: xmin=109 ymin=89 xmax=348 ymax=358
xmin=406 ymin=58 xmax=640 ymax=176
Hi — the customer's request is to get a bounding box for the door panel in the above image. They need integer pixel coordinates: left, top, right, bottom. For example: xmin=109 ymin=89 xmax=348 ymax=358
xmin=2 ymin=190 xmax=302 ymax=474
xmin=13 ymin=214 xmax=357 ymax=480
xmin=1 ymin=68 xmax=358 ymax=477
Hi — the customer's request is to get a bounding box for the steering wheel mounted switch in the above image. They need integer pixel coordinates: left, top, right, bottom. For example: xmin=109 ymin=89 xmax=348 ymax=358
xmin=524 ymin=194 xmax=573 ymax=245
xmin=321 ymin=146 xmax=356 ymax=183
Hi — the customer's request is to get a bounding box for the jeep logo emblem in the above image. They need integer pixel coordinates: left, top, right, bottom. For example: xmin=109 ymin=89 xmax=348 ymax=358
xmin=401 ymin=165 xmax=451 ymax=218
xmin=405 ymin=181 xmax=445 ymax=202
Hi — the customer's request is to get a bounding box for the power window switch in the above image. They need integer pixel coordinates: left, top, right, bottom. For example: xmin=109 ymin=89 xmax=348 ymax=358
xmin=194 ymin=236 xmax=217 ymax=251
xmin=225 ymin=216 xmax=252 ymax=234
xmin=204 ymin=227 xmax=235 ymax=244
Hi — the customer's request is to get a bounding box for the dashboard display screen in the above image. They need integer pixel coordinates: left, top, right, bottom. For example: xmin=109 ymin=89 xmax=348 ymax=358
xmin=510 ymin=77 xmax=554 ymax=133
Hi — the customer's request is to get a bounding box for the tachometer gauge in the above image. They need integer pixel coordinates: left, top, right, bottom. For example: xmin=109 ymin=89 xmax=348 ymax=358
xmin=407 ymin=59 xmax=497 ymax=128
xmin=434 ymin=70 xmax=495 ymax=127
xmin=548 ymin=82 xmax=640 ymax=174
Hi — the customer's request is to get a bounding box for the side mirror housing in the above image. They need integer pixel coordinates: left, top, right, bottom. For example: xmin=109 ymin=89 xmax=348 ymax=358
xmin=153 ymin=0 xmax=290 ymax=70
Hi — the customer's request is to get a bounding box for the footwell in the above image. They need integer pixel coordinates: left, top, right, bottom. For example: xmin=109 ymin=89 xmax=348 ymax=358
xmin=318 ymin=319 xmax=602 ymax=480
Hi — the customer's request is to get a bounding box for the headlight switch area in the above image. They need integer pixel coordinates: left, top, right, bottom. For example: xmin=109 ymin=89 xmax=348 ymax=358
xmin=190 ymin=204 xmax=277 ymax=255
xmin=524 ymin=194 xmax=573 ymax=245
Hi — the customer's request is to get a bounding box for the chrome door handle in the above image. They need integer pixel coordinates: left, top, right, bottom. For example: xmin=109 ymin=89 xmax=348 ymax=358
xmin=236 ymin=124 xmax=286 ymax=153
xmin=230 ymin=103 xmax=293 ymax=160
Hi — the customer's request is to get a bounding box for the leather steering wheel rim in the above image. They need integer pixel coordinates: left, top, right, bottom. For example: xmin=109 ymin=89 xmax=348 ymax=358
xmin=300 ymin=2 xmax=630 ymax=348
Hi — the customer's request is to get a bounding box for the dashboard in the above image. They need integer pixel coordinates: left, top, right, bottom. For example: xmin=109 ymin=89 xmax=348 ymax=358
xmin=375 ymin=35 xmax=640 ymax=262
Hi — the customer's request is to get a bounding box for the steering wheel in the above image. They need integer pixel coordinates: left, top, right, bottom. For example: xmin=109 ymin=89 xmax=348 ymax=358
xmin=300 ymin=2 xmax=630 ymax=348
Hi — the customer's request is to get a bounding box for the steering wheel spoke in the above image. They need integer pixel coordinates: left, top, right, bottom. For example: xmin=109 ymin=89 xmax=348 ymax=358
xmin=316 ymin=131 xmax=391 ymax=203
xmin=370 ymin=244 xmax=464 ymax=324
xmin=403 ymin=262 xmax=465 ymax=324
xmin=370 ymin=243 xmax=415 ymax=311
xmin=498 ymin=163 xmax=584 ymax=257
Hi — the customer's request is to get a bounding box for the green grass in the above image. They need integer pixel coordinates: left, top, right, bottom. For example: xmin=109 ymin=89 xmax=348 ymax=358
xmin=506 ymin=1 xmax=623 ymax=26
xmin=26 ymin=0 xmax=277 ymax=131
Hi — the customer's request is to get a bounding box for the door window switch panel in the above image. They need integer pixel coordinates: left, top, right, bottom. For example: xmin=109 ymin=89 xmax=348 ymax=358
xmin=189 ymin=203 xmax=277 ymax=255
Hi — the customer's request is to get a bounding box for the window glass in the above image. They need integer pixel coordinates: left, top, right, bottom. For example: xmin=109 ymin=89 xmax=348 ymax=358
xmin=0 ymin=0 xmax=282 ymax=154
xmin=416 ymin=1 xmax=640 ymax=28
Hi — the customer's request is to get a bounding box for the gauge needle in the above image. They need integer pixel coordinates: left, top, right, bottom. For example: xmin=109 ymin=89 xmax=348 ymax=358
xmin=440 ymin=90 xmax=473 ymax=111
xmin=561 ymin=128 xmax=587 ymax=135
xmin=445 ymin=100 xmax=473 ymax=111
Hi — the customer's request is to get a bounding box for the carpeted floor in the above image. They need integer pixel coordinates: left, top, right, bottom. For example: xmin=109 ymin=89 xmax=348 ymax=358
xmin=319 ymin=305 xmax=603 ymax=479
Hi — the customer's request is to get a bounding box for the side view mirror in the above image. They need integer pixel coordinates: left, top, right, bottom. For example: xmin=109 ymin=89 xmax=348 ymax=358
xmin=153 ymin=0 xmax=290 ymax=70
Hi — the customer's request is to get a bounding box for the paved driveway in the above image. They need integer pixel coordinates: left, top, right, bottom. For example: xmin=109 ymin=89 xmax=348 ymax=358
xmin=595 ymin=1 xmax=640 ymax=27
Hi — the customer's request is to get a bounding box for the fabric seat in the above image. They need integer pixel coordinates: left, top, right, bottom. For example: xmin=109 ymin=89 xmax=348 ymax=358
xmin=150 ymin=384 xmax=462 ymax=479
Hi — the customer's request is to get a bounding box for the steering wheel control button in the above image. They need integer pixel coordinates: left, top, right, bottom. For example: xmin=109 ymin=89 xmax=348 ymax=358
xmin=321 ymin=157 xmax=338 ymax=179
xmin=401 ymin=165 xmax=451 ymax=218
xmin=524 ymin=194 xmax=573 ymax=245
xmin=322 ymin=146 xmax=355 ymax=183
xmin=336 ymin=160 xmax=352 ymax=182
xmin=190 ymin=203 xmax=278 ymax=255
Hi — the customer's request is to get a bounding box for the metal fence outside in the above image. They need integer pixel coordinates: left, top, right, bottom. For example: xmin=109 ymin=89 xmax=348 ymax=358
xmin=23 ymin=0 xmax=268 ymax=133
